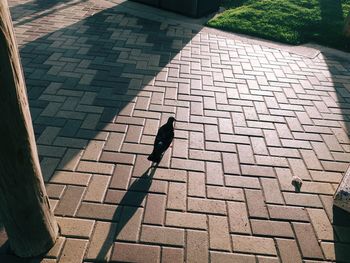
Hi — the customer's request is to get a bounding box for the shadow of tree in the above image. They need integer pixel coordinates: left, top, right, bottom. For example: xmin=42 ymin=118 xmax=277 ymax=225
xmin=1 ymin=0 xmax=196 ymax=261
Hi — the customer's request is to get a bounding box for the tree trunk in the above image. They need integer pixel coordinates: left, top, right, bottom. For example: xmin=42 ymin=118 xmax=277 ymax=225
xmin=0 ymin=0 xmax=58 ymax=257
xmin=345 ymin=12 xmax=350 ymax=38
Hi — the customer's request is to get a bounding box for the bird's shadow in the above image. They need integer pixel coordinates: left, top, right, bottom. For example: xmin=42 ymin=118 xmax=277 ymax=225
xmin=96 ymin=163 xmax=159 ymax=262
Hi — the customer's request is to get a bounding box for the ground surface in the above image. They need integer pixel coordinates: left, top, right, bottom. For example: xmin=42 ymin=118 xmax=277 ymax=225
xmin=1 ymin=0 xmax=350 ymax=262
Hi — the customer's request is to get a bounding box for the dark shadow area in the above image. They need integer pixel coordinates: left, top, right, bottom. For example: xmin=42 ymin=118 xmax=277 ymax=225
xmin=322 ymin=51 xmax=350 ymax=262
xmin=10 ymin=0 xmax=87 ymax=26
xmin=1 ymin=0 xmax=197 ymax=260
xmin=97 ymin=165 xmax=158 ymax=262
xmin=333 ymin=206 xmax=350 ymax=262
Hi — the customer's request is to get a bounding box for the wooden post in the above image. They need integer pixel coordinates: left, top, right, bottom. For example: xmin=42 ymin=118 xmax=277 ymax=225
xmin=345 ymin=12 xmax=350 ymax=38
xmin=0 ymin=0 xmax=58 ymax=257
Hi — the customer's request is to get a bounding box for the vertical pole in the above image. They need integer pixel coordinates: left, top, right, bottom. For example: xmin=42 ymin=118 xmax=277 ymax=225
xmin=0 ymin=0 xmax=58 ymax=257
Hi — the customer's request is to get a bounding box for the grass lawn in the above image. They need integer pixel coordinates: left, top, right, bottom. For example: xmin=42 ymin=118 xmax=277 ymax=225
xmin=207 ymin=0 xmax=350 ymax=51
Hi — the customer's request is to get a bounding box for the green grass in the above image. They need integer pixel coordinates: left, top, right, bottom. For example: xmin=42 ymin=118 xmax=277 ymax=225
xmin=207 ymin=0 xmax=350 ymax=51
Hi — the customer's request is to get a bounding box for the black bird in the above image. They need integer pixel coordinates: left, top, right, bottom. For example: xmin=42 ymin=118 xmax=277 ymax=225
xmin=147 ymin=117 xmax=175 ymax=163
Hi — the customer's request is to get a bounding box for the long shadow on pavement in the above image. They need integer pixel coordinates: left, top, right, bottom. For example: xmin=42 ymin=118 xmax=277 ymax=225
xmin=96 ymin=164 xmax=158 ymax=261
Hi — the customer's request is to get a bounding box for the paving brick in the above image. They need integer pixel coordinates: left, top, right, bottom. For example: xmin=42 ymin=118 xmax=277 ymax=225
xmin=77 ymin=202 xmax=121 ymax=221
xmin=281 ymin=139 xmax=312 ymax=149
xmin=41 ymin=157 xmax=60 ymax=181
xmin=105 ymin=189 xmax=147 ymax=207
xmin=140 ymin=225 xmax=184 ymax=246
xmin=57 ymin=217 xmax=94 ymax=239
xmin=83 ymin=175 xmax=110 ymax=202
xmin=154 ymin=168 xmax=187 ymax=182
xmin=322 ymin=134 xmax=343 ymax=151
xmin=38 ymin=145 xmax=66 ymax=158
xmin=186 ymin=230 xmax=209 ymax=263
xmin=104 ymin=132 xmax=125 ymax=152
xmin=206 ymin=161 xmax=224 ymax=186
xmin=59 ymin=238 xmax=88 ymax=263
xmin=218 ymin=118 xmax=234 ymax=134
xmin=55 ymin=185 xmax=85 ymax=216
xmin=261 ymin=178 xmax=284 ymax=204
xmin=188 ymin=171 xmax=206 ymax=197
xmin=225 ymin=175 xmax=261 ymax=189
xmin=58 ymin=148 xmax=83 ymax=171
xmin=222 ymin=153 xmax=240 ymax=175
xmin=232 ymin=235 xmax=277 ymax=255
xmin=204 ymin=124 xmax=220 ymax=141
xmin=100 ymin=152 xmax=136 ymax=165
xmin=263 ymin=129 xmax=281 ymax=147
xmin=189 ymin=131 xmax=204 ymax=149
xmin=37 ymin=126 xmax=61 ymax=145
xmin=283 ymin=192 xmax=322 ymax=208
xmin=172 ymin=139 xmax=188 ymax=158
xmin=227 ymin=201 xmax=251 ymax=234
xmin=293 ymin=222 xmax=323 ymax=259
xmin=207 ymin=186 xmax=244 ymax=201
xmin=144 ymin=194 xmax=166 ymax=225
xmin=256 ymin=155 xmax=288 ymax=167
xmin=161 ymin=247 xmax=184 ymax=263
xmin=301 ymin=181 xmax=334 ymax=195
xmin=81 ymin=140 xmax=104 ymax=161
xmin=210 ymin=252 xmax=256 ymax=263
xmin=171 ymin=158 xmax=204 ymax=172
xmin=191 ymin=101 xmax=204 ymax=116
xmin=245 ymin=189 xmax=268 ymax=218
xmin=167 ymin=182 xmax=187 ymax=211
xmin=257 ymin=256 xmax=280 ymax=263
xmin=269 ymin=147 xmax=300 ymax=158
xmin=275 ymin=123 xmax=293 ymax=139
xmin=206 ymin=141 xmax=236 ymax=153
xmin=109 ymin=164 xmax=133 ymax=190
xmin=241 ymin=165 xmax=275 ymax=177
xmin=321 ymin=161 xmax=348 ymax=173
xmin=251 ymin=219 xmax=294 ymax=238
xmin=116 ymin=207 xmax=143 ymax=241
xmin=111 ymin=242 xmax=160 ymax=263
xmin=307 ymin=208 xmax=333 ymax=241
xmin=166 ymin=211 xmax=207 ymax=230
xmin=300 ymin=149 xmax=323 ymax=170
xmin=121 ymin=142 xmax=154 ymax=155
xmin=251 ymin=137 xmax=268 ymax=155
xmin=237 ymin=144 xmax=255 ymax=164
xmin=46 ymin=184 xmax=65 ymax=199
xmin=50 ymin=171 xmax=91 ymax=186
xmin=77 ymin=161 xmax=114 ymax=175
xmin=189 ymin=149 xmax=221 ymax=162
xmin=209 ymin=215 xmax=231 ymax=251
xmin=288 ymin=158 xmax=311 ymax=180
xmin=188 ymin=197 xmax=226 ymax=215
xmin=129 ymin=176 xmax=167 ymax=194
xmin=276 ymin=238 xmax=302 ymax=263
xmin=268 ymin=205 xmax=309 ymax=222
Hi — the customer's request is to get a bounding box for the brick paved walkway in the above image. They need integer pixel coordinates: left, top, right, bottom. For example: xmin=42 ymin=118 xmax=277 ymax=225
xmin=1 ymin=0 xmax=350 ymax=262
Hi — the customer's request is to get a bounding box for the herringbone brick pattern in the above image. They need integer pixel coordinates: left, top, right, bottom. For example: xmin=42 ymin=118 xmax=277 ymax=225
xmin=1 ymin=0 xmax=350 ymax=261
